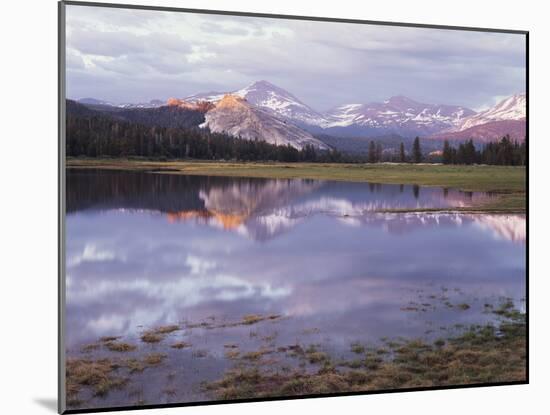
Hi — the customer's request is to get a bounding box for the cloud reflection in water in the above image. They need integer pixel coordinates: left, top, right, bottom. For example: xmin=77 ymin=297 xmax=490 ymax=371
xmin=65 ymin=171 xmax=525 ymax=348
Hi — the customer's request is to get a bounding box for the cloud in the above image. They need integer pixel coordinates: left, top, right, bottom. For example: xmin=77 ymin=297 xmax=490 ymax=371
xmin=69 ymin=28 xmax=145 ymax=57
xmin=65 ymin=4 xmax=526 ymax=110
xmin=66 ymin=48 xmax=86 ymax=70
xmin=199 ymin=20 xmax=249 ymax=36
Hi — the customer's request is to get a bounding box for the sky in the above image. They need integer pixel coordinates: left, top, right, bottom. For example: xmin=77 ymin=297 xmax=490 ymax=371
xmin=65 ymin=4 xmax=526 ymax=112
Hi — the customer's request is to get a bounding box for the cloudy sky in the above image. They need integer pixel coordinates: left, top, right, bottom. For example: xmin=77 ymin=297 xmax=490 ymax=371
xmin=65 ymin=4 xmax=526 ymax=111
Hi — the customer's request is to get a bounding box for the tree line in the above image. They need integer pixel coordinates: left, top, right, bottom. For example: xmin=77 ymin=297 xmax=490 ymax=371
xmin=366 ymin=137 xmax=422 ymax=163
xmin=442 ymin=136 xmax=526 ymax=165
xmin=66 ymin=114 xmax=344 ymax=162
xmin=66 ymin=114 xmax=526 ymax=166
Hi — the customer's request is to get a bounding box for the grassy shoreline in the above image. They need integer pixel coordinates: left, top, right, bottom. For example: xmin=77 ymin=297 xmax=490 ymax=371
xmin=66 ymin=158 xmax=526 ymax=213
xmin=204 ymin=317 xmax=526 ymax=400
xmin=65 ymin=301 xmax=526 ymax=408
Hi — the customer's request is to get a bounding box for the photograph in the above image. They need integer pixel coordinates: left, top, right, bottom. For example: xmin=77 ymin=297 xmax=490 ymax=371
xmin=61 ymin=2 xmax=527 ymax=412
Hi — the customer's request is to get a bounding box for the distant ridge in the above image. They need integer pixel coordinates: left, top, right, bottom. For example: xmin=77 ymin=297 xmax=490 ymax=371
xmin=184 ymin=81 xmax=524 ymax=140
xmin=75 ymin=82 xmax=526 ymax=144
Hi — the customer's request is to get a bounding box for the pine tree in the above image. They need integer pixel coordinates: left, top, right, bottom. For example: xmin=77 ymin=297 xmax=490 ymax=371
xmin=442 ymin=140 xmax=452 ymax=164
xmin=368 ymin=140 xmax=377 ymax=163
xmin=465 ymin=139 xmax=476 ymax=164
xmin=412 ymin=137 xmax=422 ymax=163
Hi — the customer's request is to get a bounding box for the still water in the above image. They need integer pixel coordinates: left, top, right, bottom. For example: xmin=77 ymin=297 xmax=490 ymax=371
xmin=65 ymin=169 xmax=525 ymax=407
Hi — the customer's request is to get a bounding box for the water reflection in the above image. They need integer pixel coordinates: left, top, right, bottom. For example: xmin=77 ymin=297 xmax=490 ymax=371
xmin=65 ymin=170 xmax=525 ymax=350
xmin=67 ymin=169 xmax=505 ymax=241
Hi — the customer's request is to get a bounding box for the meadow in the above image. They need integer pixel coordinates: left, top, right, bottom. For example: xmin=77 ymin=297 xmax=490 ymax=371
xmin=67 ymin=159 xmax=526 ymax=212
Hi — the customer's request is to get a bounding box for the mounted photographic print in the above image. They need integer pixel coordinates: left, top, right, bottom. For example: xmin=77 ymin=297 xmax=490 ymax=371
xmin=59 ymin=1 xmax=528 ymax=413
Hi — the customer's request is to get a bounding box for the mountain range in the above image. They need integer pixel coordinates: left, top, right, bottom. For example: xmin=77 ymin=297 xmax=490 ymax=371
xmin=78 ymin=97 xmax=165 ymax=109
xmin=322 ymin=97 xmax=477 ymax=138
xmin=182 ymin=80 xmax=525 ymax=141
xmin=75 ymin=80 xmax=526 ymax=150
xmin=184 ymin=81 xmax=476 ymax=136
xmin=429 ymin=94 xmax=526 ymax=142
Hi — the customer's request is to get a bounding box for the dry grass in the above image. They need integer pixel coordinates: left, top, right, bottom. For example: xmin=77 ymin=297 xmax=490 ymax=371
xmin=350 ymin=342 xmax=366 ymax=354
xmin=81 ymin=343 xmax=100 ymax=353
xmin=204 ymin=310 xmax=526 ymax=400
xmin=143 ymin=353 xmax=167 ymax=366
xmin=186 ymin=321 xmax=213 ymax=329
xmin=307 ymin=351 xmax=330 ymax=364
xmin=242 ymin=314 xmax=265 ymax=325
xmin=140 ymin=331 xmax=163 ymax=344
xmin=242 ymin=349 xmax=274 ymax=361
xmin=154 ymin=325 xmax=180 ymax=334
xmin=105 ymin=341 xmax=137 ymax=352
xmin=224 ymin=350 xmax=241 ymax=360
xmin=124 ymin=358 xmax=146 ymax=374
xmin=99 ymin=336 xmax=120 ymax=343
xmin=139 ymin=324 xmax=180 ymax=344
xmin=183 ymin=314 xmax=284 ymax=330
xmin=66 ymin=358 xmax=128 ymax=400
xmin=241 ymin=314 xmax=282 ymax=325
xmin=170 ymin=341 xmax=192 ymax=349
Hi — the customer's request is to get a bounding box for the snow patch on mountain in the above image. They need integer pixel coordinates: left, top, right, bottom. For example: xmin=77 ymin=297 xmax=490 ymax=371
xmin=452 ymin=94 xmax=526 ymax=132
xmin=77 ymin=98 xmax=164 ymax=109
xmin=322 ymin=97 xmax=475 ymax=135
xmin=187 ymin=80 xmax=326 ymax=126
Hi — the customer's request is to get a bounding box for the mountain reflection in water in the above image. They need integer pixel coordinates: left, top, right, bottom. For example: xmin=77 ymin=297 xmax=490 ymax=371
xmin=65 ymin=169 xmax=525 ymax=350
xmin=67 ymin=169 xmax=522 ymax=242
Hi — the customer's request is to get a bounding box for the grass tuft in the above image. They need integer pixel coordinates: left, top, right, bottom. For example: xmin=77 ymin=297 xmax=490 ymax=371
xmin=105 ymin=342 xmax=137 ymax=352
xmin=125 ymin=358 xmax=146 ymax=374
xmin=99 ymin=336 xmax=120 ymax=343
xmin=170 ymin=342 xmax=192 ymax=349
xmin=140 ymin=331 xmax=163 ymax=344
xmin=203 ymin=307 xmax=526 ymax=400
xmin=143 ymin=353 xmax=167 ymax=366
xmin=66 ymin=358 xmax=128 ymax=400
xmin=154 ymin=325 xmax=180 ymax=334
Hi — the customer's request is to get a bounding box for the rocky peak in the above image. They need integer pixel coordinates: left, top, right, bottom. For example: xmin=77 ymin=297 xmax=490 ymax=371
xmin=215 ymin=94 xmax=250 ymax=110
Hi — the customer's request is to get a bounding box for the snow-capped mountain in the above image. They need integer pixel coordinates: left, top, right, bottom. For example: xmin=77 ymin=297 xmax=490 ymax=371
xmin=430 ymin=120 xmax=526 ymax=143
xmin=78 ymin=97 xmax=115 ymax=106
xmin=187 ymin=82 xmax=475 ymax=137
xmin=451 ymin=94 xmax=526 ymax=132
xmin=430 ymin=94 xmax=526 ymax=142
xmin=118 ymin=99 xmax=165 ymax=109
xmin=76 ymin=82 xmax=527 ymax=143
xmin=77 ymin=98 xmax=164 ymax=109
xmin=186 ymin=80 xmax=326 ymax=126
xmin=201 ymin=95 xmax=328 ymax=150
xmin=322 ymin=96 xmax=475 ymax=136
xmin=234 ymin=80 xmax=326 ymax=126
